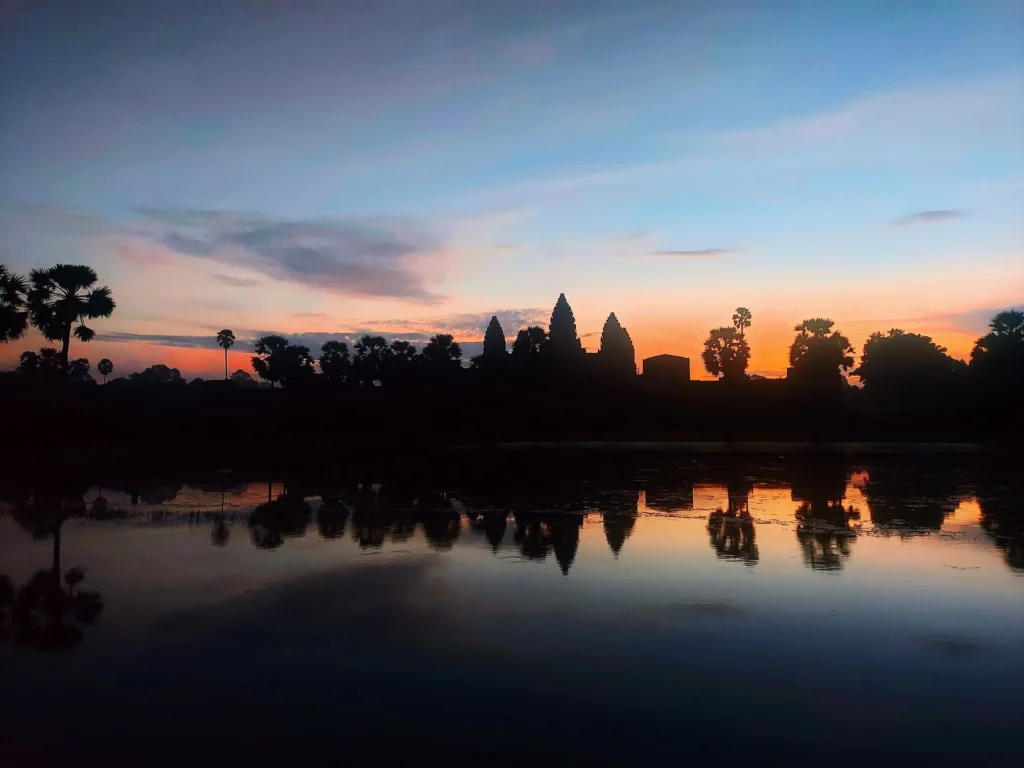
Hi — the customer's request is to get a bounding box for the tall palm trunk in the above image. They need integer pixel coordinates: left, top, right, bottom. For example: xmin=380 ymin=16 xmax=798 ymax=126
xmin=224 ymin=348 xmax=229 ymax=380
xmin=61 ymin=326 xmax=72 ymax=372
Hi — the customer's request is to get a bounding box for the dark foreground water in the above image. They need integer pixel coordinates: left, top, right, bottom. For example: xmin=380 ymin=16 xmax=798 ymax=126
xmin=1 ymin=452 xmax=1022 ymax=765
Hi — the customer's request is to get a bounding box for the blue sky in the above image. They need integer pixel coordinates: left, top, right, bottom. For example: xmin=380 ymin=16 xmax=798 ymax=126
xmin=1 ymin=0 xmax=1021 ymax=376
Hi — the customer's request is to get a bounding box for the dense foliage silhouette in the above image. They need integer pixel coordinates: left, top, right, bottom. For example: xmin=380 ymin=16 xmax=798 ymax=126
xmin=252 ymin=334 xmax=314 ymax=387
xmin=2 ymin=285 xmax=1022 ymax=449
xmin=970 ymin=310 xmax=1024 ymax=393
xmin=0 ymin=264 xmax=29 ymax=343
xmin=788 ymin=318 xmax=854 ymax=390
xmin=26 ymin=264 xmax=115 ymax=370
xmin=702 ymin=307 xmax=752 ymax=381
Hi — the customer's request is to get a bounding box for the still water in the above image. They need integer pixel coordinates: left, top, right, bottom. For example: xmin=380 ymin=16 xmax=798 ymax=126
xmin=1 ymin=453 xmax=1022 ymax=764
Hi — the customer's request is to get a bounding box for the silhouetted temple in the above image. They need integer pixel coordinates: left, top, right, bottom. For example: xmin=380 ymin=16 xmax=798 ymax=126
xmin=642 ymin=354 xmax=691 ymax=384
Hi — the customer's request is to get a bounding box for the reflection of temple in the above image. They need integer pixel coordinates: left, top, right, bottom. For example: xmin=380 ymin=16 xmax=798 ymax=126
xmin=603 ymin=514 xmax=636 ymax=557
xmin=513 ymin=512 xmax=585 ymax=574
xmin=468 ymin=512 xmax=509 ymax=552
xmin=594 ymin=489 xmax=640 ymax=558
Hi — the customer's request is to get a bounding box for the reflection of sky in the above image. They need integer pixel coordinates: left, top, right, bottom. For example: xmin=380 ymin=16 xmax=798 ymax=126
xmin=0 ymin=478 xmax=1018 ymax=623
xmin=1 ymin=2 xmax=1021 ymax=378
xmin=2 ymin=475 xmax=1023 ymax=759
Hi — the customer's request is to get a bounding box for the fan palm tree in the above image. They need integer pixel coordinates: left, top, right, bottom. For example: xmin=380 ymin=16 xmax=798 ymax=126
xmin=421 ymin=333 xmax=462 ymax=369
xmin=97 ymin=358 xmax=113 ymax=383
xmin=732 ymin=307 xmax=752 ymax=340
xmin=789 ymin=318 xmax=854 ymax=387
xmin=27 ymin=264 xmax=115 ymax=371
xmin=0 ymin=264 xmax=29 ymax=343
xmin=216 ymin=329 xmax=235 ymax=380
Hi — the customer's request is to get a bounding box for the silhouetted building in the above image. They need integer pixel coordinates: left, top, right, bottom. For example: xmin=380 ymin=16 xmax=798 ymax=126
xmin=598 ymin=312 xmax=636 ymax=375
xmin=547 ymin=293 xmax=584 ymax=358
xmin=642 ymin=354 xmax=690 ymax=384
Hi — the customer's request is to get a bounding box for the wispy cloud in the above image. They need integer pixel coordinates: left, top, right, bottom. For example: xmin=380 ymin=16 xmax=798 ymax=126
xmin=890 ymin=209 xmax=966 ymax=226
xmin=649 ymin=248 xmax=729 ymax=258
xmin=457 ymin=70 xmax=1024 ymax=205
xmin=95 ymin=331 xmax=229 ymax=351
xmin=135 ymin=207 xmax=445 ymax=302
xmin=362 ymin=308 xmax=547 ymax=339
xmin=919 ymin=304 xmax=1024 ymax=336
xmin=213 ymin=273 xmax=262 ymax=287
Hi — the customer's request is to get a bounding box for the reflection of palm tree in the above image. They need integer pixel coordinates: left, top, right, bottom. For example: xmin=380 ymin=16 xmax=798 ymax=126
xmin=708 ymin=510 xmax=759 ymax=565
xmin=977 ymin=469 xmax=1024 ymax=573
xmin=514 ymin=513 xmax=551 ymax=562
xmin=350 ymin=512 xmax=389 ymax=549
xmin=861 ymin=464 xmax=966 ymax=535
xmin=9 ymin=492 xmax=104 ymax=652
xmin=11 ymin=566 xmax=104 ymax=652
xmin=981 ymin=515 xmax=1023 ymax=572
xmin=248 ymin=495 xmax=312 ymax=549
xmin=317 ymin=497 xmax=350 ymax=540
xmin=645 ymin=473 xmax=694 ymax=513
xmin=211 ymin=519 xmax=230 ymax=547
xmin=795 ymin=501 xmax=856 ymax=571
xmin=422 ymin=510 xmax=461 ymax=550
xmin=789 ymin=458 xmax=857 ymax=571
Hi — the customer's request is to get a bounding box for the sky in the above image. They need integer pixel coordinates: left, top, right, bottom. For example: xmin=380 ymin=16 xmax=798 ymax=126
xmin=1 ymin=0 xmax=1022 ymax=379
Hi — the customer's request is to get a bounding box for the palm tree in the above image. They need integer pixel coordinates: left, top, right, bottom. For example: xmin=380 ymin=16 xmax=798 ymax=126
xmin=27 ymin=264 xmax=115 ymax=371
xmin=319 ymin=340 xmax=351 ymax=382
xmin=216 ymin=329 xmax=236 ymax=380
xmin=970 ymin=310 xmax=1024 ymax=386
xmin=0 ymin=264 xmax=29 ymax=343
xmin=251 ymin=334 xmax=289 ymax=388
xmin=352 ymin=335 xmax=394 ymax=386
xmin=732 ymin=307 xmax=752 ymax=340
xmin=421 ymin=333 xmax=463 ymax=369
xmin=789 ymin=318 xmax=854 ymax=385
xmin=511 ymin=325 xmax=547 ymax=358
xmin=97 ymin=358 xmax=113 ymax=383
xmin=701 ymin=326 xmax=749 ymax=381
xmin=251 ymin=335 xmax=313 ymax=387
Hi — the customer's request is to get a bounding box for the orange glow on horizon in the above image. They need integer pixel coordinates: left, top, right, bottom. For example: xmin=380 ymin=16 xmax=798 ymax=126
xmin=0 ymin=303 xmax=996 ymax=380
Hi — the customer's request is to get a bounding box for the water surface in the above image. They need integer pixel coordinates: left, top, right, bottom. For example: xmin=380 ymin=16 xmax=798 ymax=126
xmin=1 ymin=454 xmax=1022 ymax=764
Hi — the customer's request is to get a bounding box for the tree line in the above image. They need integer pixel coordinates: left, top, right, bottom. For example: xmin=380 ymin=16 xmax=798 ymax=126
xmin=3 ymin=262 xmax=1022 ymax=400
